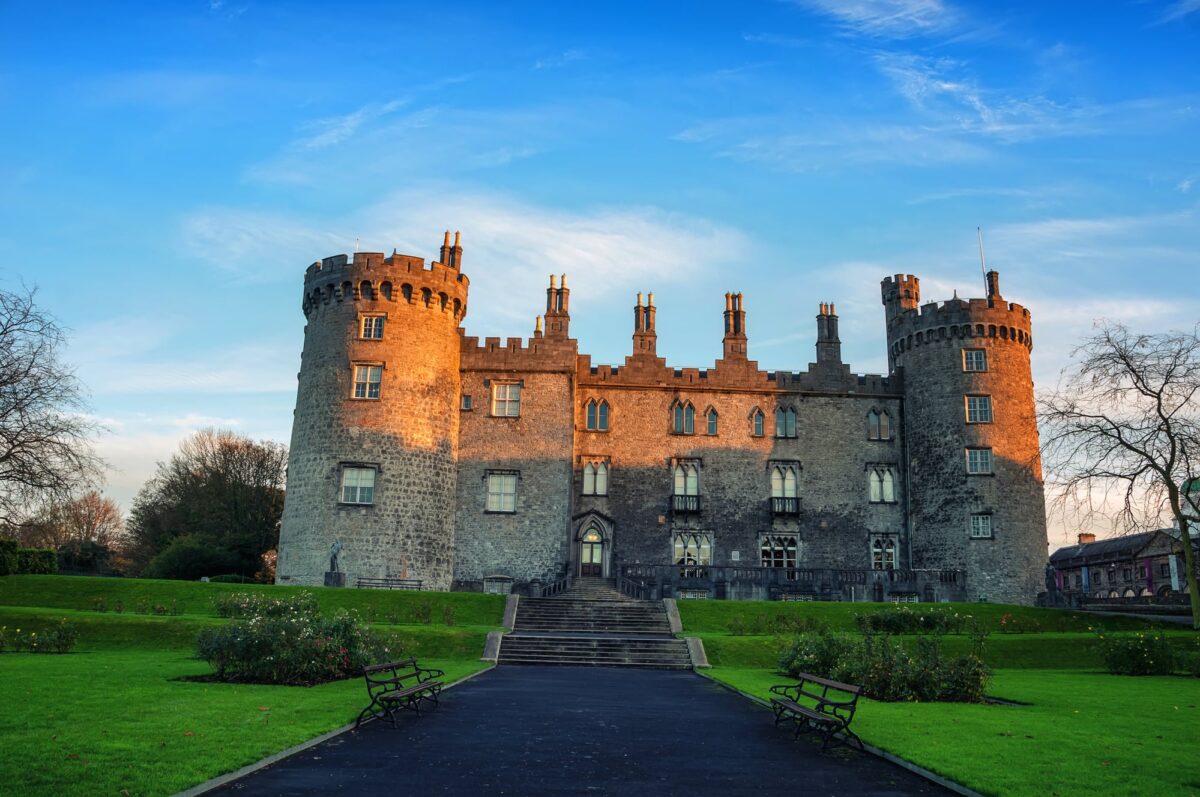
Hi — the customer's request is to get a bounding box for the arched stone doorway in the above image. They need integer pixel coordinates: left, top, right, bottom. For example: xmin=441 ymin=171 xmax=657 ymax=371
xmin=573 ymin=513 xmax=613 ymax=578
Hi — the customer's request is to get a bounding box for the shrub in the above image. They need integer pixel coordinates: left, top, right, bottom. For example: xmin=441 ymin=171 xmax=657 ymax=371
xmin=1177 ymin=651 xmax=1200 ymax=678
xmin=0 ymin=538 xmax=18 ymax=575
xmin=779 ymin=630 xmax=990 ymax=702
xmin=2 ymin=620 xmax=78 ymax=654
xmin=142 ymin=538 xmax=242 ymax=581
xmin=197 ymin=595 xmax=387 ymax=685
xmin=58 ymin=540 xmax=116 ymax=575
xmin=1097 ymin=631 xmax=1176 ymax=676
xmin=854 ymin=606 xmax=971 ymax=635
xmin=17 ymin=548 xmax=57 ymax=575
xmin=214 ymin=591 xmax=319 ymax=618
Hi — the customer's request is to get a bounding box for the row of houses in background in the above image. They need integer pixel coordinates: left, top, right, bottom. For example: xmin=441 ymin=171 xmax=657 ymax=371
xmin=1049 ymin=528 xmax=1197 ymax=601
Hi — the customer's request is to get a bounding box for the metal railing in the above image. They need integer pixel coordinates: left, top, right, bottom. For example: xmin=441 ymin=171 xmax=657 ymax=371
xmin=672 ymin=494 xmax=701 ymax=513
xmin=535 ymin=572 xmax=573 ymax=598
xmin=770 ymin=496 xmax=799 ymax=515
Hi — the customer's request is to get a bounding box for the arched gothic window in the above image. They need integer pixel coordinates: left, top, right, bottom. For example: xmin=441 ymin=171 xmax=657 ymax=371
xmin=582 ymin=462 xmax=609 ymax=496
xmin=673 ymin=463 xmax=699 ymax=496
xmin=770 ymin=465 xmax=798 ymax=498
xmin=672 ymin=401 xmax=695 ymax=434
xmin=750 ymin=408 xmax=765 ymax=437
xmin=871 ymin=538 xmax=897 ymax=570
xmin=775 ymin=407 xmax=797 ymax=438
xmin=705 ymin=407 xmax=719 ymax=436
xmin=867 ymin=409 xmax=892 ymax=440
xmin=868 ymin=467 xmax=896 ymax=503
xmin=585 ymin=399 xmax=610 ymax=431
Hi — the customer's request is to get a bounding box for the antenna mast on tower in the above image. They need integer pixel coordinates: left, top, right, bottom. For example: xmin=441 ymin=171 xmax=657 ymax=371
xmin=976 ymin=227 xmax=989 ymax=292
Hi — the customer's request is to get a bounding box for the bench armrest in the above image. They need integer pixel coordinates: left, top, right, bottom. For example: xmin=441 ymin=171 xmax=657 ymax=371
xmin=769 ymin=684 xmax=801 ymax=700
xmin=417 ymin=667 xmax=445 ymax=681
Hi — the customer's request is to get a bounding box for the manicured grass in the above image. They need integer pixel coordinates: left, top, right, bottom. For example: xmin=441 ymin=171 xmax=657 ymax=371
xmin=703 ymin=667 xmax=1200 ymax=797
xmin=677 ymin=598 xmax=1161 ymax=635
xmin=0 ymin=575 xmax=506 ymax=626
xmin=0 ymin=575 xmax=503 ymax=796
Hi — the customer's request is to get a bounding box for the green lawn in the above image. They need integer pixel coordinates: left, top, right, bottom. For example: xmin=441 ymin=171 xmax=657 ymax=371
xmin=0 ymin=576 xmax=503 ymax=796
xmin=680 ymin=599 xmax=1200 ymax=797
xmin=704 ymin=667 xmax=1200 ymax=797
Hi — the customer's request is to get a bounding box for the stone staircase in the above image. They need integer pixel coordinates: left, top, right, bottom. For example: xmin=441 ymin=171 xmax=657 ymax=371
xmin=497 ymin=578 xmax=693 ymax=669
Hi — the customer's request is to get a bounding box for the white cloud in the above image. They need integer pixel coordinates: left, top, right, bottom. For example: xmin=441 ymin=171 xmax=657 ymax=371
xmin=181 ymin=188 xmax=748 ymax=332
xmin=1159 ymin=0 xmax=1200 ymax=23
xmin=791 ymin=0 xmax=960 ymax=38
xmin=295 ymin=98 xmax=410 ymax=150
xmin=534 ymin=49 xmax=586 ymax=70
xmin=1178 ymin=174 xmax=1197 ymax=193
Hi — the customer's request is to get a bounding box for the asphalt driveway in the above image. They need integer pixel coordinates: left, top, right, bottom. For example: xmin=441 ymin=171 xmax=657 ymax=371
xmin=216 ymin=665 xmax=952 ymax=796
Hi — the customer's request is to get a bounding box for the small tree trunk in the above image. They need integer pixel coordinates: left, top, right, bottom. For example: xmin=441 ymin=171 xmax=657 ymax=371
xmin=1177 ymin=517 xmax=1200 ymax=631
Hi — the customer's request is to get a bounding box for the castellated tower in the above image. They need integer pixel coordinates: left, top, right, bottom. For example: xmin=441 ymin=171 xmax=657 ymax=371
xmin=276 ymin=234 xmax=469 ymax=588
xmin=882 ymin=271 xmax=1047 ymax=604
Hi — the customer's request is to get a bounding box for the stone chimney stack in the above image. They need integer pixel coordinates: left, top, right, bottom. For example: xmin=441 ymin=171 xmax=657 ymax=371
xmin=985 ymin=270 xmax=1002 ymax=304
xmin=544 ymin=274 xmax=570 ymax=338
xmin=439 ymin=230 xmax=452 ymax=265
xmin=1077 ymin=532 xmax=1096 ymax=545
xmin=633 ymin=291 xmax=657 ymax=355
xmin=815 ymin=302 xmax=842 ymax=364
xmin=722 ymin=292 xmax=747 ymax=359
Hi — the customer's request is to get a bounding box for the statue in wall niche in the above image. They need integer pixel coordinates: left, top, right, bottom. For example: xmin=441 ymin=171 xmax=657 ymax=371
xmin=1045 ymin=562 xmax=1057 ymax=593
xmin=330 ymin=539 xmax=344 ymax=573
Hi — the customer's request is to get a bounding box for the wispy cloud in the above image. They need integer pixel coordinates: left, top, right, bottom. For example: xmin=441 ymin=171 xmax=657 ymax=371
xmin=742 ymin=32 xmax=810 ymax=48
xmin=790 ymin=0 xmax=960 ymax=38
xmin=296 ymin=98 xmax=409 ymax=150
xmin=180 ymin=188 xmax=748 ymax=331
xmin=534 ymin=49 xmax=586 ymax=69
xmin=1178 ymin=174 xmax=1197 ymax=193
xmin=1158 ymin=0 xmax=1200 ymax=23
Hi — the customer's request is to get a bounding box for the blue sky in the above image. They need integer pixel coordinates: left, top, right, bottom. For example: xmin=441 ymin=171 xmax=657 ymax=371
xmin=1 ymin=0 xmax=1197 ymax=545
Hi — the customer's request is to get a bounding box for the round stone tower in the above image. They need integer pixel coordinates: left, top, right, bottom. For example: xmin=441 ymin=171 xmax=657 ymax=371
xmin=276 ymin=233 xmax=469 ymax=589
xmin=881 ymin=270 xmax=1047 ymax=604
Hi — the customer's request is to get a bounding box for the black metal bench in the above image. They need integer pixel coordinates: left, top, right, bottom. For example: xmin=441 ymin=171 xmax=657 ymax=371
xmin=356 ymin=577 xmax=423 ymax=590
xmin=355 ymin=658 xmax=445 ymax=728
xmin=769 ymin=672 xmax=863 ymax=751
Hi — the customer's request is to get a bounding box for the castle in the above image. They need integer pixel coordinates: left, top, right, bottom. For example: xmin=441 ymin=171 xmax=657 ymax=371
xmin=276 ymin=232 xmax=1049 ymax=605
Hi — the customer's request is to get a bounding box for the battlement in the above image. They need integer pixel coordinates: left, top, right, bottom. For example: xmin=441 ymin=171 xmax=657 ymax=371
xmin=575 ymin=356 xmax=898 ymax=396
xmin=302 ymin=248 xmax=469 ymax=320
xmin=459 ymin=333 xmax=577 ymax=371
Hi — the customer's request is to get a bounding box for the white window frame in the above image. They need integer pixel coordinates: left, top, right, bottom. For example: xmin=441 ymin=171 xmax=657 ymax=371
xmin=761 ymin=535 xmax=798 ymax=570
xmin=868 ymin=466 xmax=896 ymax=503
xmin=673 ymin=532 xmax=712 ymax=567
xmin=963 ymin=348 xmax=988 ymax=372
xmin=582 ymin=461 xmax=609 ymax=496
xmin=360 ymin=314 xmax=385 ymax=340
xmin=673 ymin=463 xmax=699 ymax=496
xmin=871 ymin=537 xmax=897 ymax=570
xmin=485 ymin=471 xmax=518 ymax=513
xmin=492 ymin=383 xmax=521 ymax=417
xmin=340 ymin=466 xmax=377 ymax=505
xmin=352 ymin=364 xmax=382 ymax=400
xmin=965 ymin=395 xmax=993 ymax=424
xmin=970 ymin=514 xmax=993 ymax=539
xmin=966 ymin=448 xmax=993 ymax=475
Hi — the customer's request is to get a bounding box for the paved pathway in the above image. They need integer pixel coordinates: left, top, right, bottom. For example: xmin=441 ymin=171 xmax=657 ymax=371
xmin=217 ymin=666 xmax=951 ymax=796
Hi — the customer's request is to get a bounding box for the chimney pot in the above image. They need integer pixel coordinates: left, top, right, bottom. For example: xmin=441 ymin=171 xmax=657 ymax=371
xmin=1077 ymin=532 xmax=1096 ymax=545
xmin=549 ymin=274 xmax=557 ymax=289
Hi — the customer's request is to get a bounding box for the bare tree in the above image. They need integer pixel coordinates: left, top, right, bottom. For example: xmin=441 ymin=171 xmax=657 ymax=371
xmin=1039 ymin=322 xmax=1200 ymax=628
xmin=13 ymin=490 xmax=125 ymax=549
xmin=0 ymin=288 xmax=101 ymax=525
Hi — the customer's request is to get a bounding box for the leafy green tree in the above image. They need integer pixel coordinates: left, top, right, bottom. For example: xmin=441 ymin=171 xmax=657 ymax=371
xmin=127 ymin=429 xmax=287 ymax=578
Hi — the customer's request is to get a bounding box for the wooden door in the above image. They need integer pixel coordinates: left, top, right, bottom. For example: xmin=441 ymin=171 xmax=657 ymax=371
xmin=580 ymin=529 xmax=604 ymax=576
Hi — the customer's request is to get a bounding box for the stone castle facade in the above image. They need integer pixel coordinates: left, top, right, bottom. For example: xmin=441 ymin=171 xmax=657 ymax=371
xmin=276 ymin=232 xmax=1049 ymax=604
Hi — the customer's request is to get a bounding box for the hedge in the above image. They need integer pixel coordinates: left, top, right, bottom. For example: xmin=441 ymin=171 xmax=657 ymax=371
xmin=16 ymin=549 xmax=57 ymax=575
xmin=0 ymin=539 xmax=16 ymax=576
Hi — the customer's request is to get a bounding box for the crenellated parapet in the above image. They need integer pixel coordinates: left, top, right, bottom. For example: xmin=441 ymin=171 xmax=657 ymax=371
xmin=882 ymin=272 xmax=1032 ymax=369
xmin=302 ymin=248 xmax=469 ymax=321
xmin=575 ymin=356 xmax=898 ymax=397
xmin=460 ymin=333 xmax=577 ymax=372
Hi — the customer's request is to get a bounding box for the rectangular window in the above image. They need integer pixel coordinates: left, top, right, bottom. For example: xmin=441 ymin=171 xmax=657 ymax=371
xmin=360 ymin=315 xmax=385 ymax=339
xmin=485 ymin=472 xmax=518 ymax=512
xmin=963 ymin=349 xmax=987 ymax=372
xmin=352 ymin=365 xmax=382 ymax=399
xmin=966 ymin=448 xmax=993 ymax=474
xmin=970 ymin=514 xmax=993 ymax=539
xmin=871 ymin=537 xmax=898 ymax=570
xmin=1122 ymin=568 xmax=1132 ymax=581
xmin=461 ymin=395 xmax=473 ymax=411
xmin=492 ymin=383 xmax=521 ymax=417
xmin=1160 ymin=563 xmax=1170 ymax=578
xmin=965 ymin=395 xmax=993 ymax=423
xmin=340 ymin=466 xmax=376 ymax=504
xmin=707 ymin=410 xmax=718 ymax=436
